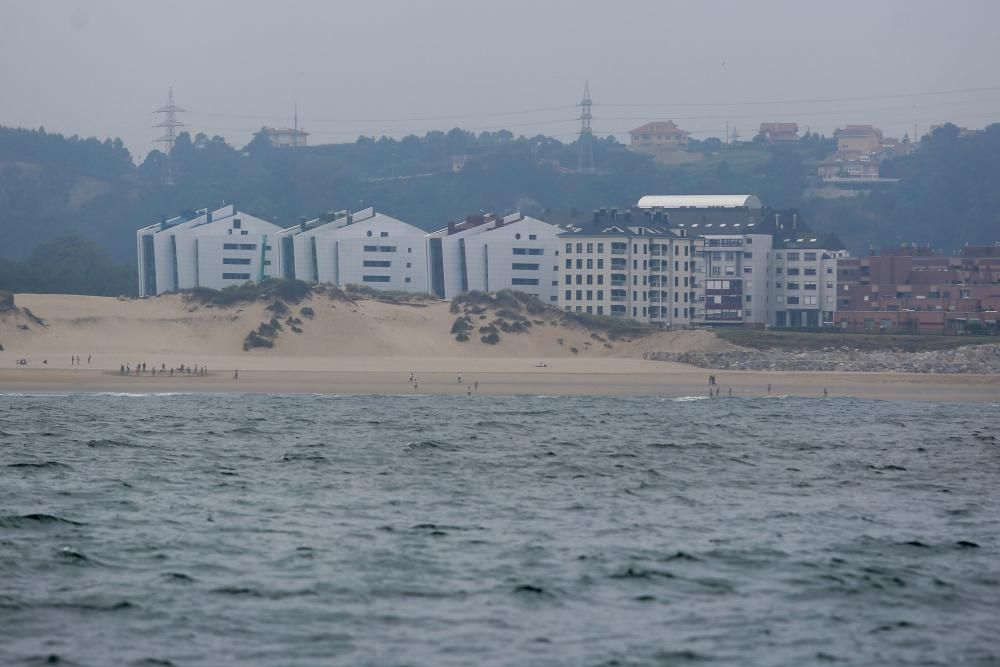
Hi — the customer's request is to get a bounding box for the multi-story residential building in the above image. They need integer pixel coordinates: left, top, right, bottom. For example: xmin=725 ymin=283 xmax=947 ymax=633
xmin=638 ymin=197 xmax=846 ymax=327
xmin=136 ymin=204 xmax=283 ymax=296
xmin=835 ymin=245 xmax=1000 ymax=334
xmin=757 ymin=123 xmax=800 ymax=143
xmin=771 ymin=234 xmax=846 ymax=327
xmin=834 ymin=124 xmax=883 ymax=153
xmin=426 ymin=212 xmax=562 ymax=303
xmin=542 ymin=208 xmax=701 ymax=326
xmin=628 ymin=121 xmax=691 ymax=154
xmin=276 ymin=207 xmax=429 ymax=293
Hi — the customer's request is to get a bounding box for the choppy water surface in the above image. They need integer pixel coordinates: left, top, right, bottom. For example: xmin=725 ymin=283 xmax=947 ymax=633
xmin=1 ymin=393 xmax=998 ymax=666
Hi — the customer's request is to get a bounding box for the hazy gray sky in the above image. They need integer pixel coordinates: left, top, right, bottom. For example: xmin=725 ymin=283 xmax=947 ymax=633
xmin=2 ymin=0 xmax=998 ymax=159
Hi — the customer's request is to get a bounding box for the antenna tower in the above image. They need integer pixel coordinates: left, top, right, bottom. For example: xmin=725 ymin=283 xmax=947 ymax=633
xmin=576 ymin=81 xmax=596 ymax=174
xmin=154 ymin=87 xmax=186 ymax=186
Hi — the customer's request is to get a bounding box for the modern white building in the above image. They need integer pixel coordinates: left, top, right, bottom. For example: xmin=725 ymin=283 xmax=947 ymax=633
xmin=426 ymin=213 xmax=563 ymax=303
xmin=544 ymin=208 xmax=701 ymax=325
xmin=276 ymin=207 xmax=429 ymax=293
xmin=136 ymin=204 xmax=283 ymax=296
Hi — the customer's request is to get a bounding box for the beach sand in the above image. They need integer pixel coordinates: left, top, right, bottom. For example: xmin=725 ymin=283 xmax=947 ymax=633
xmin=1 ymin=294 xmax=998 ymax=402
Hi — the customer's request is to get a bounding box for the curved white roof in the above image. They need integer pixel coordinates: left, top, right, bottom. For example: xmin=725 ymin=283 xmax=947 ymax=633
xmin=637 ymin=194 xmax=762 ymax=210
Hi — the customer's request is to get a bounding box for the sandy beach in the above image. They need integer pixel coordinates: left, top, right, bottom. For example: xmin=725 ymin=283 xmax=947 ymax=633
xmin=2 ymin=293 xmax=998 ymax=402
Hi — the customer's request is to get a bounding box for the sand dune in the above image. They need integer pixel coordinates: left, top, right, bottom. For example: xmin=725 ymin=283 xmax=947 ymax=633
xmin=1 ymin=292 xmax=998 ymax=402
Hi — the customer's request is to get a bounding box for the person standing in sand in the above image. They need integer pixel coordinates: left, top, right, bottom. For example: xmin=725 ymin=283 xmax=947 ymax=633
xmin=234 ymin=369 xmax=239 ymax=380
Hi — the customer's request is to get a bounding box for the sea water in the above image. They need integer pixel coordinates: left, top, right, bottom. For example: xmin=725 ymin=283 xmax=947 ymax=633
xmin=1 ymin=393 xmax=998 ymax=666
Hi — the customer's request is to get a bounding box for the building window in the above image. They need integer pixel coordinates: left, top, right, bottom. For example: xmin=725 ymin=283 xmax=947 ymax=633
xmin=406 ymin=262 xmax=412 ymax=268
xmin=576 ymin=243 xmax=583 ymax=253
xmin=565 ymin=275 xmax=571 ymax=285
xmin=586 ymin=275 xmax=593 ymax=285
xmin=363 ymin=260 xmax=392 ymax=268
xmin=586 ymin=290 xmax=593 ymax=300
xmin=529 ymin=234 xmax=537 ymax=240
xmin=804 ymin=252 xmax=817 ymax=261
xmin=576 ymin=290 xmax=583 ymax=300
xmin=362 ymin=275 xmax=391 ymax=282
xmin=576 ymin=275 xmax=582 ymax=285
xmin=223 ymin=258 xmax=252 ymax=265
xmin=222 ymin=272 xmax=251 ymax=280
xmin=511 ymin=278 xmax=539 ymax=286
xmin=565 ymin=259 xmax=572 ymax=269
xmin=366 ymin=230 xmax=373 ymax=237
xmin=597 ymin=243 xmax=604 ymax=253
xmin=405 ymin=277 xmax=411 ymax=283
xmin=363 ymin=245 xmax=377 ymax=251
xmin=379 ymin=246 xmax=397 ymax=252
xmin=597 ymin=275 xmax=604 ymax=285
xmin=511 ymin=263 xmax=540 ymax=270
xmin=565 ymin=290 xmax=572 ymax=301
xmin=565 ymin=243 xmax=572 ymax=254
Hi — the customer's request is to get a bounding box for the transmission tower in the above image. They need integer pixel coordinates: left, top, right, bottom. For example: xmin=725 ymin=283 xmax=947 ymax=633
xmin=576 ymin=81 xmax=596 ymax=174
xmin=154 ymin=87 xmax=186 ymax=186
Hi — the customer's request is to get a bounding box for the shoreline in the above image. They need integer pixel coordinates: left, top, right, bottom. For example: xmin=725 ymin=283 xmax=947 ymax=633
xmin=2 ymin=360 xmax=998 ymax=402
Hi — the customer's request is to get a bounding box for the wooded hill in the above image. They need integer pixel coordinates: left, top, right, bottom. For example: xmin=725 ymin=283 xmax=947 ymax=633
xmin=0 ymin=122 xmax=997 ymax=295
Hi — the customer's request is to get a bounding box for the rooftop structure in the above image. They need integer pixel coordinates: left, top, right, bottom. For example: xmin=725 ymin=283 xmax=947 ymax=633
xmin=637 ymin=194 xmax=763 ymax=210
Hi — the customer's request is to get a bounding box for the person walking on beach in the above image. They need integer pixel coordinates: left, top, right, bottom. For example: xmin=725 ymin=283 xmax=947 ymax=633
xmin=474 ymin=381 xmax=478 ymax=392
xmin=767 ymin=383 xmax=771 ymax=394
xmin=409 ymin=372 xmax=414 ymax=383
xmin=87 ymin=354 xmax=91 ymax=364
xmin=458 ymin=373 xmax=462 ymax=384
xmin=233 ymin=369 xmax=239 ymax=380
xmin=728 ymin=387 xmax=732 ymax=397
xmin=467 ymin=385 xmax=472 ymax=397
xmin=824 ymin=388 xmax=828 ymax=398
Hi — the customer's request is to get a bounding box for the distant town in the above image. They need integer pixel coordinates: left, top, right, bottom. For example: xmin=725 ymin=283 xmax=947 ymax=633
xmin=137 ymin=193 xmax=1000 ymax=336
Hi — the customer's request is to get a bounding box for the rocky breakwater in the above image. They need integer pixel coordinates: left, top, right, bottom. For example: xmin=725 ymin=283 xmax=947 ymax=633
xmin=644 ymin=343 xmax=1000 ymax=374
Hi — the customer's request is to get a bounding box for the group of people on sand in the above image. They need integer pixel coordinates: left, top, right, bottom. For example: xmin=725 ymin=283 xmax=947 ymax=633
xmin=69 ymin=355 xmax=91 ymax=365
xmin=119 ymin=362 xmax=209 ymax=377
xmin=407 ymin=371 xmax=479 ymax=395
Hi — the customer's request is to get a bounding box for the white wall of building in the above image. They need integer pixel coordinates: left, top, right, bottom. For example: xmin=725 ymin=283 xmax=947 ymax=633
xmin=430 ymin=214 xmax=562 ymax=302
xmin=277 ymin=209 xmax=429 ymax=293
xmin=137 ymin=205 xmax=283 ymax=295
xmin=559 ymin=229 xmax=701 ymax=325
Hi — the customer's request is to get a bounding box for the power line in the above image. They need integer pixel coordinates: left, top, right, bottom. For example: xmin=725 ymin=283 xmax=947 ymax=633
xmin=594 ymin=84 xmax=1000 ymax=108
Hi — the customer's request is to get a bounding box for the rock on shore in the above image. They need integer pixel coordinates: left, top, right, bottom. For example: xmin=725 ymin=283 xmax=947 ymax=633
xmin=643 ymin=343 xmax=1000 ymax=374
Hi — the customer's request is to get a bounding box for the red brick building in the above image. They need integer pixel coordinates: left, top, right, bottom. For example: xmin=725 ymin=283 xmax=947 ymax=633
xmin=835 ymin=245 xmax=1000 ymax=334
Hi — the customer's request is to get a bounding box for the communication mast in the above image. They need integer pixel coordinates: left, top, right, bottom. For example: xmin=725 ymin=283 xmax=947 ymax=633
xmin=154 ymin=87 xmax=186 ymax=186
xmin=576 ymin=81 xmax=596 ymax=174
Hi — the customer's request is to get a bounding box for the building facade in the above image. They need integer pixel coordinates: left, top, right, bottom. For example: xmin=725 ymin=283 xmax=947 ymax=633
xmin=136 ymin=204 xmax=283 ymax=296
xmin=628 ymin=121 xmax=691 ymax=153
xmin=757 ymin=123 xmax=800 ymax=143
xmin=276 ymin=208 xmax=429 ymax=293
xmin=544 ymin=208 xmax=701 ymax=326
xmin=426 ymin=213 xmax=562 ymax=303
xmin=835 ymin=245 xmax=1000 ymax=334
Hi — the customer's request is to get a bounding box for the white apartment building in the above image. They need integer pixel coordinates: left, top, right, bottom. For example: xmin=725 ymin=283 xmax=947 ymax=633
xmin=771 ymin=237 xmax=847 ymax=327
xmin=548 ymin=208 xmax=701 ymax=325
xmin=663 ymin=207 xmax=846 ymax=327
xmin=136 ymin=204 xmax=283 ymax=296
xmin=426 ymin=213 xmax=562 ymax=303
xmin=276 ymin=207 xmax=429 ymax=293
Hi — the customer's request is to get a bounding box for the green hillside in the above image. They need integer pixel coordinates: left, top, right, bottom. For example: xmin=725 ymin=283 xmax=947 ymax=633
xmin=0 ymin=122 xmax=997 ymax=295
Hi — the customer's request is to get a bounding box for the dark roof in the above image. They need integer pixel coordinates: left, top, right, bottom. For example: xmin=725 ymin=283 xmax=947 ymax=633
xmin=540 ymin=208 xmax=682 ymax=238
xmin=540 ymin=206 xmax=842 ymax=249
